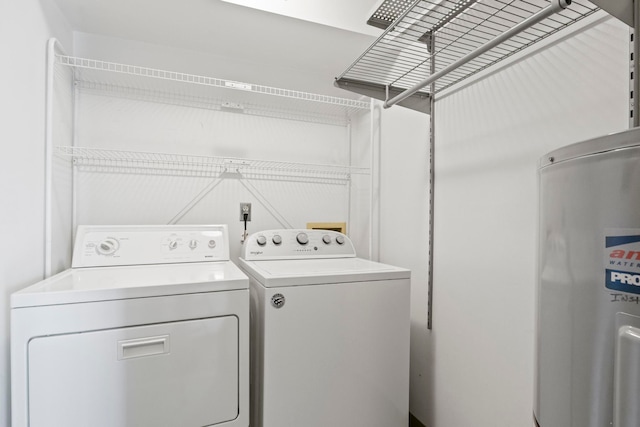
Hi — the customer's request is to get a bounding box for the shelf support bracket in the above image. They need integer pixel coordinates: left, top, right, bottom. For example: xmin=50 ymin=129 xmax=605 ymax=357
xmin=383 ymin=0 xmax=572 ymax=109
xmin=590 ymin=0 xmax=633 ymax=27
xmin=334 ymin=78 xmax=431 ymax=114
xmin=167 ymin=174 xmax=228 ymax=225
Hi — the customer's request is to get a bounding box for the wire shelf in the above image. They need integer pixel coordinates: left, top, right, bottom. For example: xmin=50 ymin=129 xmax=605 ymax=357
xmin=57 ymin=55 xmax=370 ymax=126
xmin=56 ymin=146 xmax=370 ymax=185
xmin=338 ymin=0 xmax=599 ymax=96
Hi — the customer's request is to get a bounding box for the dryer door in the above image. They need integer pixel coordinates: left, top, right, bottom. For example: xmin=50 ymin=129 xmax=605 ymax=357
xmin=28 ymin=316 xmax=238 ymax=427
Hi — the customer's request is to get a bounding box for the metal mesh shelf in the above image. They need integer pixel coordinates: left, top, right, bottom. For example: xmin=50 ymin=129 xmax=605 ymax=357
xmin=337 ymin=0 xmax=599 ymax=103
xmin=56 ymin=146 xmax=370 ymax=185
xmin=57 ymin=55 xmax=370 ymax=126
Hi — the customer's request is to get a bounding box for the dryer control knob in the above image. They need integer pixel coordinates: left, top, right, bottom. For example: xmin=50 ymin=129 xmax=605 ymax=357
xmin=322 ymin=235 xmax=331 ymax=244
xmin=189 ymin=239 xmax=198 ymax=249
xmin=296 ymin=232 xmax=309 ymax=245
xmin=208 ymin=239 xmax=216 ymax=248
xmin=272 ymin=235 xmax=282 ymax=245
xmin=169 ymin=240 xmax=178 ymax=250
xmin=256 ymin=235 xmax=267 ymax=246
xmin=336 ymin=235 xmax=345 ymax=245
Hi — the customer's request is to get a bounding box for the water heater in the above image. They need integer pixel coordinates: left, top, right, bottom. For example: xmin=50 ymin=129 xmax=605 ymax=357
xmin=536 ymin=128 xmax=640 ymax=427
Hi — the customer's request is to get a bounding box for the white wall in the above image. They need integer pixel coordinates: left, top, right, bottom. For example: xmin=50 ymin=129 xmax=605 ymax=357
xmin=379 ymin=12 xmax=628 ymax=427
xmin=0 ymin=1 xmax=72 ymax=426
xmin=62 ymin=33 xmax=372 ymax=262
xmin=377 ymin=104 xmax=432 ymax=421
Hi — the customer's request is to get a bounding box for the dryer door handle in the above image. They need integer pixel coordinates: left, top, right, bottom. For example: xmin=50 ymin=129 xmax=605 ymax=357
xmin=118 ymin=335 xmax=170 ymax=360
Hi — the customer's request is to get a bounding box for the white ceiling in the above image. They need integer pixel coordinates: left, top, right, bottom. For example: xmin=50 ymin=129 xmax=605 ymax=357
xmin=218 ymin=0 xmax=385 ymax=37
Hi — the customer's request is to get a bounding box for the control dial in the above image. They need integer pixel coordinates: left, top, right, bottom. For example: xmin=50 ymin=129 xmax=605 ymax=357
xmin=189 ymin=239 xmax=198 ymax=249
xmin=96 ymin=238 xmax=119 ymax=255
xmin=208 ymin=239 xmax=217 ymax=248
xmin=322 ymin=235 xmax=331 ymax=245
xmin=169 ymin=240 xmax=178 ymax=250
xmin=256 ymin=235 xmax=267 ymax=246
xmin=272 ymin=235 xmax=282 ymax=245
xmin=296 ymin=232 xmax=309 ymax=245
xmin=336 ymin=235 xmax=345 ymax=245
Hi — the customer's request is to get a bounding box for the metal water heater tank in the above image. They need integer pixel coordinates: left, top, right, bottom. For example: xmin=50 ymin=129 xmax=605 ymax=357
xmin=536 ymin=128 xmax=640 ymax=427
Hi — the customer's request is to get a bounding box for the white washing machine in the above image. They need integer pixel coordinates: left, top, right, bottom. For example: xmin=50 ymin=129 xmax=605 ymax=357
xmin=11 ymin=225 xmax=249 ymax=427
xmin=238 ymin=229 xmax=411 ymax=427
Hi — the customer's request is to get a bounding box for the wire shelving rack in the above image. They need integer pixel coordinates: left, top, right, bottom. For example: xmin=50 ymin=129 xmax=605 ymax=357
xmin=56 ymin=146 xmax=369 ymax=185
xmin=337 ymin=0 xmax=600 ymax=99
xmin=58 ymin=55 xmax=370 ymax=126
xmin=53 ymin=54 xmax=372 ymax=183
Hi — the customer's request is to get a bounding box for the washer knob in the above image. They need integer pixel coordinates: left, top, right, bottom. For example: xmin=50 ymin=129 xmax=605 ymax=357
xmin=169 ymin=240 xmax=178 ymax=250
xmin=189 ymin=239 xmax=198 ymax=249
xmin=256 ymin=235 xmax=267 ymax=246
xmin=272 ymin=235 xmax=282 ymax=245
xmin=322 ymin=235 xmax=331 ymax=244
xmin=336 ymin=235 xmax=345 ymax=245
xmin=97 ymin=238 xmax=119 ymax=255
xmin=208 ymin=239 xmax=217 ymax=248
xmin=296 ymin=232 xmax=309 ymax=245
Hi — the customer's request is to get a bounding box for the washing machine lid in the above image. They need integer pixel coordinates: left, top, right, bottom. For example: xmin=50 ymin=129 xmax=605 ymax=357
xmin=11 ymin=261 xmax=248 ymax=308
xmin=238 ymin=257 xmax=410 ymax=288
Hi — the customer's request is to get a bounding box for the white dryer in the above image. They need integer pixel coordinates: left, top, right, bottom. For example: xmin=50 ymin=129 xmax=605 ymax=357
xmin=11 ymin=225 xmax=249 ymax=427
xmin=238 ymin=229 xmax=411 ymax=427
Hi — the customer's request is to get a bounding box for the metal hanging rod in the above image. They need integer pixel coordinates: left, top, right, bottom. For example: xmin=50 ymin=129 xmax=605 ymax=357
xmin=384 ymin=0 xmax=570 ymax=108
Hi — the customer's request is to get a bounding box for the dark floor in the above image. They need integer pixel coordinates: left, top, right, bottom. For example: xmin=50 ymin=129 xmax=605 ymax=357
xmin=410 ymin=413 xmax=426 ymax=427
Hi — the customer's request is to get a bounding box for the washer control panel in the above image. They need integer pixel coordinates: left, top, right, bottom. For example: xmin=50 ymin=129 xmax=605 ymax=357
xmin=71 ymin=225 xmax=230 ymax=268
xmin=241 ymin=229 xmax=356 ymax=260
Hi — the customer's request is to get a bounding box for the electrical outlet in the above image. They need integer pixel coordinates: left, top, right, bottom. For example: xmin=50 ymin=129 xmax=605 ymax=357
xmin=240 ymin=203 xmax=251 ymax=221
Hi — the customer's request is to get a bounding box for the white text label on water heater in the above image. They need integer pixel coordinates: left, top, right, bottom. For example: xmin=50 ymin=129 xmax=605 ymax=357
xmin=605 ymin=229 xmax=640 ymax=296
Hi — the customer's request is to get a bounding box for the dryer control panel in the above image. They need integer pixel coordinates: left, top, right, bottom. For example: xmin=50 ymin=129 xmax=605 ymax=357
xmin=72 ymin=225 xmax=230 ymax=268
xmin=241 ymin=229 xmax=356 ymax=260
